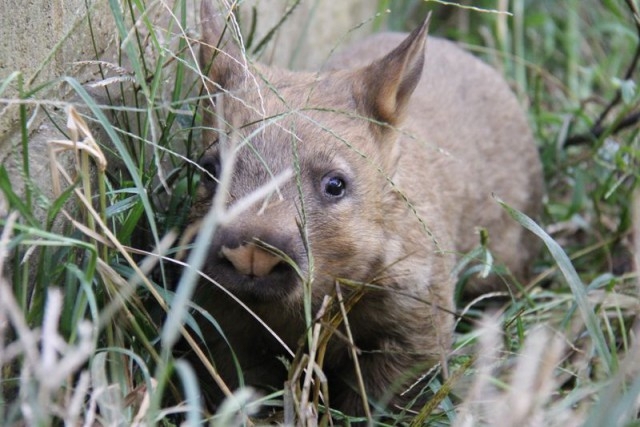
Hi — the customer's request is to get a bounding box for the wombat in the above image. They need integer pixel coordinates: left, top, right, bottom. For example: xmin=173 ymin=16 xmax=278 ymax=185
xmin=188 ymin=1 xmax=543 ymax=418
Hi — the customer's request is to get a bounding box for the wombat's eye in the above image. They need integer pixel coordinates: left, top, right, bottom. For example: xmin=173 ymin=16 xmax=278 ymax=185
xmin=321 ymin=174 xmax=346 ymax=199
xmin=199 ymin=155 xmax=220 ymax=190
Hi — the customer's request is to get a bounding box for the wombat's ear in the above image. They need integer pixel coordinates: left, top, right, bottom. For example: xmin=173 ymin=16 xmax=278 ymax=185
xmin=200 ymin=0 xmax=245 ymax=91
xmin=357 ymin=15 xmax=430 ymax=126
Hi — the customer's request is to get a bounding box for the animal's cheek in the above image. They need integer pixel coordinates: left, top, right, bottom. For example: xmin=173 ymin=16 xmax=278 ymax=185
xmin=306 ymin=211 xmax=386 ymax=283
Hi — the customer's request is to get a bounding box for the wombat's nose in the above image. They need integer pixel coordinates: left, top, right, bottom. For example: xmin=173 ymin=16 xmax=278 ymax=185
xmin=220 ymin=244 xmax=282 ymax=277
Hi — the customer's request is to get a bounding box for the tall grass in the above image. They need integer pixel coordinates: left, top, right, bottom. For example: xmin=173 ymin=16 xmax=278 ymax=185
xmin=0 ymin=0 xmax=638 ymax=425
xmin=1 ymin=0 xmax=201 ymax=424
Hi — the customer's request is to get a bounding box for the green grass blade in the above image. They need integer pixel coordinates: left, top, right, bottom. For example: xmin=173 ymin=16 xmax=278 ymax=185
xmin=0 ymin=166 xmax=37 ymax=226
xmin=0 ymin=71 xmax=20 ymax=95
xmin=62 ymin=77 xmax=161 ymax=250
xmin=108 ymin=0 xmax=150 ymax=99
xmin=173 ymin=359 xmax=204 ymax=424
xmin=496 ymin=197 xmax=614 ymax=374
xmin=584 ymin=360 xmax=640 ymax=427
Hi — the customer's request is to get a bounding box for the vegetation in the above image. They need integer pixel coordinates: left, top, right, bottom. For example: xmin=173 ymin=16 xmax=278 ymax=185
xmin=0 ymin=0 xmax=638 ymax=425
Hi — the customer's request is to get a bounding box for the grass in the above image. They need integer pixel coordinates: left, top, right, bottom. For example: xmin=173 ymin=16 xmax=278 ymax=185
xmin=1 ymin=0 xmax=639 ymax=425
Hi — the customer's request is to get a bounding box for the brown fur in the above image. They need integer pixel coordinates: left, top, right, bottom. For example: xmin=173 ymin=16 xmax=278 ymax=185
xmin=189 ymin=1 xmax=543 ymax=417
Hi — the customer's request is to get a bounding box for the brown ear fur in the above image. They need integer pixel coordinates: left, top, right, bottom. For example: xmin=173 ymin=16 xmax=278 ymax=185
xmin=199 ymin=0 xmax=245 ymax=91
xmin=356 ymin=14 xmax=430 ymax=125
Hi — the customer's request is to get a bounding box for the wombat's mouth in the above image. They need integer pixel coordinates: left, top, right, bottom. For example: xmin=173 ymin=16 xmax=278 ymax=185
xmin=209 ymin=253 xmax=300 ymax=302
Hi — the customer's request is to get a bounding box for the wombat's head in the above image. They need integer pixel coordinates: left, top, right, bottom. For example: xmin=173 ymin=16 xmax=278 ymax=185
xmin=193 ymin=2 xmax=428 ymax=306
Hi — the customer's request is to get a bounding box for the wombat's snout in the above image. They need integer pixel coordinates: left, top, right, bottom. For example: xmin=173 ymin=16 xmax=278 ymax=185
xmin=220 ymin=243 xmax=283 ymax=277
xmin=208 ymin=226 xmax=302 ymax=299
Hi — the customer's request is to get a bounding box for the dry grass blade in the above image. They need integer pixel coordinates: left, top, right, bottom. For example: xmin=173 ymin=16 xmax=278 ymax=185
xmin=335 ymin=282 xmax=372 ymax=422
xmin=409 ymin=357 xmax=474 ymax=427
xmin=454 ymin=319 xmax=572 ymax=427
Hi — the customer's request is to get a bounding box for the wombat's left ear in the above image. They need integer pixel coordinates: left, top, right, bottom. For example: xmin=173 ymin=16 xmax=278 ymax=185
xmin=357 ymin=15 xmax=430 ymax=126
xmin=200 ymin=1 xmax=245 ymax=91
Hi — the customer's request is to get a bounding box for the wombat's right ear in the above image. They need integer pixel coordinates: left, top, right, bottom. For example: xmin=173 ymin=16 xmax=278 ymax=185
xmin=200 ymin=1 xmax=245 ymax=91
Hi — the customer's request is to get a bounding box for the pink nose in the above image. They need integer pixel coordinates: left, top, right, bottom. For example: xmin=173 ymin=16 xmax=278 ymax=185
xmin=220 ymin=244 xmax=282 ymax=277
